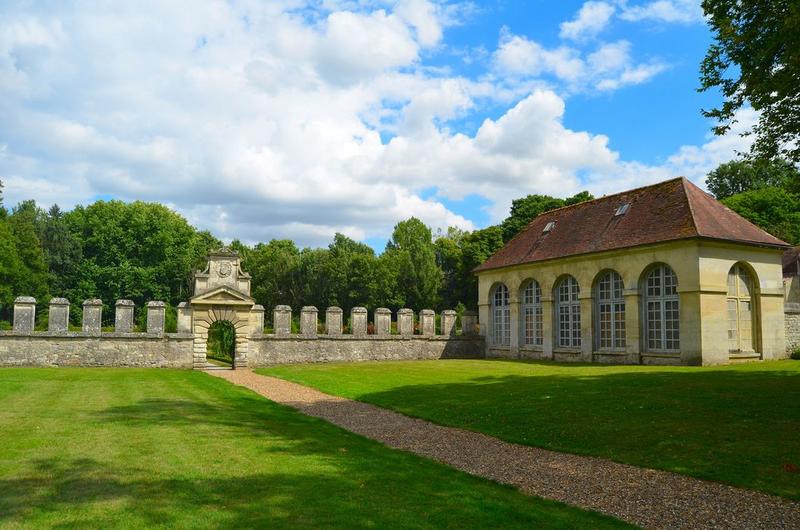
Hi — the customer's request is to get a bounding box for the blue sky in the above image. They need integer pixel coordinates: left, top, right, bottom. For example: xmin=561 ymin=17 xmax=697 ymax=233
xmin=0 ymin=0 xmax=753 ymax=250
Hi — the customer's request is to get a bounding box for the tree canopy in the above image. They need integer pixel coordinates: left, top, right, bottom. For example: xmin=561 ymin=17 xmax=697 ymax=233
xmin=706 ymin=159 xmax=800 ymax=199
xmin=700 ymin=0 xmax=800 ymax=162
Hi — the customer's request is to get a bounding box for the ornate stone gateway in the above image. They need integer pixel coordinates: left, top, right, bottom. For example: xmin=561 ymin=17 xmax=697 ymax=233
xmin=188 ymin=248 xmax=264 ymax=369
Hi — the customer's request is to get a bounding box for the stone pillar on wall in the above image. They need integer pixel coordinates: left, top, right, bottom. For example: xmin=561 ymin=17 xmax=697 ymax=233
xmin=274 ymin=305 xmax=292 ymax=335
xmin=397 ymin=308 xmax=414 ymax=336
xmin=462 ymin=311 xmax=478 ymax=335
xmin=420 ymin=309 xmax=435 ymax=336
xmin=82 ymin=299 xmax=102 ymax=336
xmin=115 ymin=300 xmax=135 ymax=333
xmin=147 ymin=301 xmax=166 ymax=335
xmin=785 ymin=303 xmax=800 ymax=353
xmin=249 ymin=305 xmax=265 ymax=335
xmin=375 ymin=308 xmax=391 ymax=335
xmin=326 ymin=307 xmax=343 ymax=335
xmin=48 ymin=298 xmax=70 ymax=333
xmin=350 ymin=307 xmax=367 ymax=336
xmin=301 ymin=306 xmax=318 ymax=337
xmin=579 ymin=295 xmax=593 ymax=360
xmin=441 ymin=309 xmax=456 ymax=336
xmin=13 ymin=296 xmax=36 ymax=334
xmin=177 ymin=302 xmax=192 ymax=333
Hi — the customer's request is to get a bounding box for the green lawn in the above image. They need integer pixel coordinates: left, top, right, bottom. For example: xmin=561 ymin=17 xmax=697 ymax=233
xmin=0 ymin=369 xmax=629 ymax=529
xmin=260 ymin=359 xmax=800 ymax=500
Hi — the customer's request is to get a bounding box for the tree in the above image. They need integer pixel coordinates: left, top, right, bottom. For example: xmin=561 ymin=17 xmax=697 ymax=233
xmin=325 ymin=233 xmax=377 ymax=311
xmin=723 ymin=187 xmax=800 ymax=244
xmin=699 ymin=0 xmax=800 ymax=162
xmin=385 ymin=218 xmax=442 ymax=310
xmin=8 ymin=201 xmax=51 ymax=302
xmin=706 ymin=159 xmax=800 ymax=199
xmin=500 ymin=191 xmax=594 ymax=242
xmin=247 ymin=239 xmax=302 ymax=313
xmin=42 ymin=204 xmax=82 ymax=295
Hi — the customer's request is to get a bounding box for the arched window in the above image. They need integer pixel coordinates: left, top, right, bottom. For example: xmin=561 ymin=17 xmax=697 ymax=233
xmin=727 ymin=264 xmax=756 ymax=352
xmin=555 ymin=276 xmax=581 ymax=348
xmin=644 ymin=264 xmax=679 ymax=352
xmin=595 ymin=271 xmax=625 ymax=350
xmin=521 ymin=280 xmax=543 ymax=346
xmin=491 ymin=284 xmax=510 ymax=346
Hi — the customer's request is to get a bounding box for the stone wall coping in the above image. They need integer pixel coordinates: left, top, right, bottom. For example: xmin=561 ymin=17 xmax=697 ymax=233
xmin=116 ymin=299 xmax=135 ymax=306
xmin=351 ymin=307 xmax=367 ymax=313
xmin=397 ymin=308 xmax=413 ymax=314
xmin=785 ymin=303 xmax=800 ymax=314
xmin=14 ymin=296 xmax=36 ymax=304
xmin=275 ymin=305 xmax=291 ymax=311
xmin=83 ymin=299 xmax=103 ymax=306
xmin=420 ymin=309 xmax=435 ymax=315
xmin=0 ymin=331 xmax=194 ymax=340
xmin=326 ymin=306 xmax=343 ymax=313
xmin=177 ymin=302 xmax=188 ymax=308
xmin=250 ymin=333 xmax=481 ymax=342
xmin=49 ymin=298 xmax=70 ymax=306
xmin=252 ymin=304 xmax=265 ymax=312
xmin=301 ymin=306 xmax=318 ymax=312
xmin=375 ymin=308 xmax=391 ymax=314
xmin=441 ymin=309 xmax=456 ymax=315
xmin=147 ymin=301 xmax=166 ymax=308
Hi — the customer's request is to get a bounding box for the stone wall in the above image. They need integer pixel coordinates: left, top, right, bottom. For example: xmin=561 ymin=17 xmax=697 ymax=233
xmin=0 ymin=332 xmax=194 ymax=368
xmin=786 ymin=303 xmax=800 ymax=354
xmin=249 ymin=335 xmax=483 ymax=366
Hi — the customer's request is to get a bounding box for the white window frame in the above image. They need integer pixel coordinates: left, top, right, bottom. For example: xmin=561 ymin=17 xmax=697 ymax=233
xmin=521 ymin=280 xmax=543 ymax=347
xmin=595 ymin=271 xmax=626 ymax=351
xmin=555 ymin=276 xmax=581 ymax=348
xmin=643 ymin=264 xmax=680 ymax=353
xmin=492 ymin=284 xmax=510 ymax=347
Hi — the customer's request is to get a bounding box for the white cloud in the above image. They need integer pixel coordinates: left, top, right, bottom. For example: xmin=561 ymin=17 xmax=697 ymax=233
xmin=559 ymin=1 xmax=616 ymax=40
xmin=0 ymin=1 xmax=732 ymax=250
xmin=619 ymin=0 xmax=703 ymax=23
xmin=494 ymin=33 xmax=666 ymax=93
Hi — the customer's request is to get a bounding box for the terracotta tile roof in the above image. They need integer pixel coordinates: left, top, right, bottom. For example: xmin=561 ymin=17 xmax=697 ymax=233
xmin=475 ymin=177 xmax=789 ymax=273
xmin=784 ymin=246 xmax=800 ymax=277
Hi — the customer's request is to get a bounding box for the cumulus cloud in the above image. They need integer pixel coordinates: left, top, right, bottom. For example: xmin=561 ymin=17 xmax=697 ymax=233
xmin=0 ymin=1 xmax=737 ymax=248
xmin=619 ymin=0 xmax=703 ymax=23
xmin=494 ymin=32 xmax=666 ymax=93
xmin=559 ymin=1 xmax=616 ymax=40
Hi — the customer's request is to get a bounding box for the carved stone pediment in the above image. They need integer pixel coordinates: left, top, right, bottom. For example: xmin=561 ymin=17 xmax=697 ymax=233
xmin=190 ymin=285 xmax=254 ymax=306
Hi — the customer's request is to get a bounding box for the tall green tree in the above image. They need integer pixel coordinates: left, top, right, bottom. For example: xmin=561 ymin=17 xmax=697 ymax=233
xmin=247 ymin=239 xmax=302 ymax=313
xmin=41 ymin=204 xmax=82 ymax=295
xmin=706 ymin=159 xmax=800 ymax=199
xmin=8 ymin=201 xmax=50 ymax=302
xmin=723 ymin=187 xmax=800 ymax=244
xmin=64 ymin=200 xmax=212 ymax=309
xmin=326 ymin=233 xmax=377 ymax=311
xmin=385 ymin=218 xmax=442 ymax=310
xmin=700 ymin=0 xmax=800 ymax=162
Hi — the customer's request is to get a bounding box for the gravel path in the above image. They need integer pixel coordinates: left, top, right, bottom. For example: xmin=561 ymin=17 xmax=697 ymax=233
xmin=209 ymin=369 xmax=800 ymax=530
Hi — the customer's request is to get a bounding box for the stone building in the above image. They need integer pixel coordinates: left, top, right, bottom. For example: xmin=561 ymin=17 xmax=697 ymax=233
xmin=783 ymin=246 xmax=800 ymax=353
xmin=474 ymin=177 xmax=789 ymax=366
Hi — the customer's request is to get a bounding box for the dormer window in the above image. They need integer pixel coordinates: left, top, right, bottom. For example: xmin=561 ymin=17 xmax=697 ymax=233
xmin=543 ymin=221 xmax=556 ymax=233
xmin=615 ymin=203 xmax=631 ymax=216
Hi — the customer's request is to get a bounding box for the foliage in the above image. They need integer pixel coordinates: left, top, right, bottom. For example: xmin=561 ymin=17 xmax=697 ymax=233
xmin=207 ymin=320 xmax=236 ymax=363
xmin=385 ymin=218 xmax=442 ymax=310
xmin=791 ymin=347 xmax=800 ymax=360
xmin=699 ymin=0 xmax=800 ymax=162
xmin=706 ymin=159 xmax=800 ymax=199
xmin=263 ymin=359 xmax=800 ymax=500
xmin=722 ymin=187 xmax=800 ymax=244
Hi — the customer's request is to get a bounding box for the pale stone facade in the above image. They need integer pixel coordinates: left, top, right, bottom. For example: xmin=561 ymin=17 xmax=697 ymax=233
xmin=477 ymin=239 xmax=787 ymax=366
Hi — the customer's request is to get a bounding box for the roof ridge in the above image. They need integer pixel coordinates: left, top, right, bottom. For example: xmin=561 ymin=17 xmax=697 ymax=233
xmin=680 ymin=177 xmax=700 ymax=235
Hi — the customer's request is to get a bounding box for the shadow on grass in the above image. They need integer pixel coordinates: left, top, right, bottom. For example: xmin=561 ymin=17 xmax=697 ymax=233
xmin=346 ymin=364 xmax=800 ymax=499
